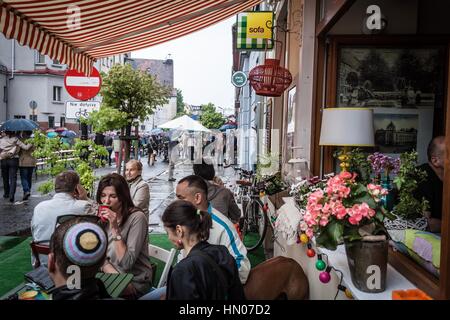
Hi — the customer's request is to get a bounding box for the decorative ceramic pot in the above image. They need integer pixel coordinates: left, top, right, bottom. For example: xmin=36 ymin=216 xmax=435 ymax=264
xmin=344 ymin=238 xmax=388 ymax=293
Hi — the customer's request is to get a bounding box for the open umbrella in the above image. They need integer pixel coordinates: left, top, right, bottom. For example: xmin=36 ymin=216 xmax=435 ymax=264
xmin=0 ymin=119 xmax=39 ymax=132
xmin=60 ymin=130 xmax=77 ymax=138
xmin=54 ymin=127 xmax=68 ymax=132
xmin=150 ymin=128 xmax=163 ymax=135
xmin=158 ymin=115 xmax=210 ymax=132
xmin=219 ymin=123 xmax=237 ymax=131
xmin=47 ymin=131 xmax=58 ymax=138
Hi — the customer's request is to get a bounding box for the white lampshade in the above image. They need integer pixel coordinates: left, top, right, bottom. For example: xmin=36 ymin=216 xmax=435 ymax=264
xmin=319 ymin=108 xmax=375 ymax=147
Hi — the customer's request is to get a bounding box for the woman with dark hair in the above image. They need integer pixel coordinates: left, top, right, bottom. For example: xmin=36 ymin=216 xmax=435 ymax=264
xmin=96 ymin=173 xmax=152 ymax=298
xmin=162 ymin=200 xmax=245 ymax=300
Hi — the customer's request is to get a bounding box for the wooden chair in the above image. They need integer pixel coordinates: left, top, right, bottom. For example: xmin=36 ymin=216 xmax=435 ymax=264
xmin=30 ymin=241 xmax=50 ymax=269
xmin=148 ymin=244 xmax=176 ymax=288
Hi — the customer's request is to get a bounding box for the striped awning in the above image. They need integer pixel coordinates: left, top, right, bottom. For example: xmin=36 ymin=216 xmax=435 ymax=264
xmin=0 ymin=0 xmax=262 ymax=75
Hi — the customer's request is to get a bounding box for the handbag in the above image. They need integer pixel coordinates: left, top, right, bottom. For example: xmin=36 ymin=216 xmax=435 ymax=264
xmin=0 ymin=145 xmax=19 ymax=160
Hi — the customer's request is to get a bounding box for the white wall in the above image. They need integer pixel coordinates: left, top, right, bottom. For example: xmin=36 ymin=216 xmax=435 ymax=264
xmin=142 ymin=96 xmax=177 ymax=131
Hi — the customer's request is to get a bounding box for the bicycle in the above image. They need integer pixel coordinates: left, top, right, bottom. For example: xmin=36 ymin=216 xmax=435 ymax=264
xmin=75 ymin=109 xmax=89 ymax=118
xmin=234 ymin=167 xmax=280 ymax=252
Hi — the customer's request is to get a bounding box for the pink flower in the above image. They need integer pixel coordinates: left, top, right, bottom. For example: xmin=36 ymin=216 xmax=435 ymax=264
xmin=306 ymin=228 xmax=314 ymax=239
xmin=340 ymin=171 xmax=352 ymax=180
xmin=319 ymin=216 xmax=329 ymax=226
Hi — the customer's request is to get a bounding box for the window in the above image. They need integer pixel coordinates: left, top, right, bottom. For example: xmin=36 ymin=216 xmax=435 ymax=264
xmin=14 ymin=115 xmax=25 ymax=119
xmin=3 ymin=86 xmax=6 ymax=103
xmin=48 ymin=116 xmax=55 ymax=128
xmin=60 ymin=117 xmax=65 ymax=127
xmin=53 ymin=86 xmax=62 ymax=102
xmin=37 ymin=53 xmax=45 ymax=64
xmin=29 ymin=114 xmax=38 ymax=122
xmin=140 ymin=125 xmax=146 ymax=131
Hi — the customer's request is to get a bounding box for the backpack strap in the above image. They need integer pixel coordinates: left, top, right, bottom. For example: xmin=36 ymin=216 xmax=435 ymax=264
xmin=189 ymin=249 xmax=228 ymax=300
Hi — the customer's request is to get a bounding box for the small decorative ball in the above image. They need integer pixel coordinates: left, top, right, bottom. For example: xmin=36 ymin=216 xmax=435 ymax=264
xmin=306 ymin=248 xmax=316 ymax=258
xmin=300 ymin=234 xmax=309 ymax=244
xmin=319 ymin=271 xmax=331 ymax=283
xmin=315 ymin=259 xmax=326 ymax=271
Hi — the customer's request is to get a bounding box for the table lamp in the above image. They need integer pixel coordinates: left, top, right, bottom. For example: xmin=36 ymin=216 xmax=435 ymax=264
xmin=319 ymin=108 xmax=375 ymax=171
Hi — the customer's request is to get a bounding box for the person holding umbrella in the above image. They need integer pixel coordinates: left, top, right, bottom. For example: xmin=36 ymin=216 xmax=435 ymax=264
xmin=0 ymin=119 xmax=37 ymax=202
xmin=0 ymin=131 xmax=33 ymax=202
xmin=19 ymin=131 xmax=36 ymax=201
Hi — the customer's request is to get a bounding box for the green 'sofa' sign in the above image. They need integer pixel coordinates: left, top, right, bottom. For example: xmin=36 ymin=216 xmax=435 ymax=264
xmin=236 ymin=11 xmax=274 ymax=50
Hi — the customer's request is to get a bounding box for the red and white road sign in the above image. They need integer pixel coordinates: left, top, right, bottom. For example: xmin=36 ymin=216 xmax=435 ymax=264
xmin=64 ymin=67 xmax=102 ymax=101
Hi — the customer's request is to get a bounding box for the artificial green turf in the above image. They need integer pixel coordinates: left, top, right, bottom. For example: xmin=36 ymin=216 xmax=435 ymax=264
xmin=0 ymin=236 xmax=26 ymax=253
xmin=0 ymin=234 xmax=266 ymax=297
xmin=0 ymin=238 xmax=33 ymax=297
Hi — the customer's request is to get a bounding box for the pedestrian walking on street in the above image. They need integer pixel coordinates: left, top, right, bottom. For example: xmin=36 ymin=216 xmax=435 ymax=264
xmin=104 ymin=133 xmax=113 ymax=166
xmin=168 ymin=138 xmax=179 ymax=182
xmin=19 ymin=131 xmax=36 ymax=201
xmin=113 ymin=131 xmax=121 ymax=167
xmin=0 ymin=131 xmax=33 ymax=203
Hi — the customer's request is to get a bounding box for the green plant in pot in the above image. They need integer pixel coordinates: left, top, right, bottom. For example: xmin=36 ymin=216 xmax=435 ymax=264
xmin=300 ymin=171 xmax=395 ymax=293
xmin=389 ymin=151 xmax=429 ymax=229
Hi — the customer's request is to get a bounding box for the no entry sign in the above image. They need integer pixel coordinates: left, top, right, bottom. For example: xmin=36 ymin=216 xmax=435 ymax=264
xmin=64 ymin=67 xmax=101 ymax=101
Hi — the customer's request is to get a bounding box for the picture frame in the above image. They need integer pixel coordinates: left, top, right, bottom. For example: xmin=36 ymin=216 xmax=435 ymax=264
xmin=335 ymin=45 xmax=446 ymax=162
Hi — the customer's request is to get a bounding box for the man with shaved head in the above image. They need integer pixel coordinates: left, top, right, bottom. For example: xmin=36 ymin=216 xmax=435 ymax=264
xmin=416 ymin=136 xmax=446 ymax=233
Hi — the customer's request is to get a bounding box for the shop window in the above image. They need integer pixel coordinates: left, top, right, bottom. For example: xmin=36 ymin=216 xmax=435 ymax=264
xmin=48 ymin=116 xmax=55 ymax=128
xmin=60 ymin=117 xmax=65 ymax=127
xmin=53 ymin=86 xmax=62 ymax=102
xmin=29 ymin=114 xmax=38 ymax=122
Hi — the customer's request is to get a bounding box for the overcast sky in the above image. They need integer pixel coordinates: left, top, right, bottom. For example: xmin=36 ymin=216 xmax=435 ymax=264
xmin=132 ymin=17 xmax=235 ymax=115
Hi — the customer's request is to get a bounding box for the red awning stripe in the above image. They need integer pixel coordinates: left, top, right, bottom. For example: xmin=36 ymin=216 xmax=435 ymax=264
xmin=0 ymin=0 xmax=262 ymax=75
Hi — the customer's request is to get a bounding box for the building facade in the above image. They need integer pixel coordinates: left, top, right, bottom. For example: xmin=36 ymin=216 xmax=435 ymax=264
xmin=0 ymin=34 xmax=127 ymax=130
xmin=129 ymin=58 xmax=177 ymax=132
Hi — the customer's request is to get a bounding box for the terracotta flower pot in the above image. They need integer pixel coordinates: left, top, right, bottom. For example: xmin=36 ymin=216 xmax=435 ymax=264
xmin=344 ymin=239 xmax=388 ymax=293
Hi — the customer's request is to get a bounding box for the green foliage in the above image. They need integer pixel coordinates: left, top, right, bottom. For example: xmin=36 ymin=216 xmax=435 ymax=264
xmin=334 ymin=148 xmax=372 ymax=184
xmin=37 ymin=180 xmax=54 ymax=195
xmin=393 ymin=151 xmax=429 ymax=219
xmin=29 ymin=131 xmax=108 ymax=194
xmin=82 ymin=106 xmax=128 ymax=133
xmin=101 ymin=64 xmax=170 ymax=123
xmin=176 ymin=89 xmax=185 ymax=114
xmin=200 ymin=103 xmax=225 ymax=129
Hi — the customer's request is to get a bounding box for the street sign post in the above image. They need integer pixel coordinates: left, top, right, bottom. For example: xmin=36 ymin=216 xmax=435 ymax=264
xmin=65 ymin=101 xmax=100 ymax=119
xmin=29 ymin=100 xmax=37 ymax=121
xmin=64 ymin=67 xmax=101 ymax=101
xmin=231 ymin=71 xmax=247 ymax=87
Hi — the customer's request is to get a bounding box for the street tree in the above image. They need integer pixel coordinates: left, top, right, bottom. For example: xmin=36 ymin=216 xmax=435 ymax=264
xmin=176 ymin=89 xmax=187 ymax=117
xmin=100 ymin=64 xmax=170 ymax=172
xmin=200 ymin=103 xmax=225 ymax=129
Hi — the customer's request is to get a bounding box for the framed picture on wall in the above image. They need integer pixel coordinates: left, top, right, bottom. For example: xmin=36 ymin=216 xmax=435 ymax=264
xmin=336 ymin=46 xmax=446 ymax=109
xmin=287 ymin=86 xmax=296 ymax=133
xmin=335 ymin=45 xmax=446 ymax=164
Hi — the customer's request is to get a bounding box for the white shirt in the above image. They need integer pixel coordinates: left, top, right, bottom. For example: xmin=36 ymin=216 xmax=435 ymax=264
xmin=31 ymin=192 xmax=94 ymax=243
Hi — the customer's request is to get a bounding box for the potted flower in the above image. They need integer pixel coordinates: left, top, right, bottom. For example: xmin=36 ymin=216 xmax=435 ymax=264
xmin=299 ymin=171 xmax=395 ymax=293
xmin=367 ymin=152 xmax=400 ymax=211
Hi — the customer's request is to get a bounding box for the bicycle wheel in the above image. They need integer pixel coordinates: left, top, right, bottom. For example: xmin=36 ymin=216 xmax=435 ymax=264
xmin=241 ymin=198 xmax=268 ymax=252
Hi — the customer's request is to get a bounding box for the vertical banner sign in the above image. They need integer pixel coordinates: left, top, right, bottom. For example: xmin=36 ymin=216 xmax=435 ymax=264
xmin=236 ymin=11 xmax=274 ymax=50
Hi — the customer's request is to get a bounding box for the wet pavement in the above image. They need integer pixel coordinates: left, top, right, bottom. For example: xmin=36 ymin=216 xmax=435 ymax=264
xmin=0 ymin=155 xmax=238 ymax=236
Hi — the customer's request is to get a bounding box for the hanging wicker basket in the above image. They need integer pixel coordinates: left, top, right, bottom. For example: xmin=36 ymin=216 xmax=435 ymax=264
xmin=248 ymin=59 xmax=292 ymax=97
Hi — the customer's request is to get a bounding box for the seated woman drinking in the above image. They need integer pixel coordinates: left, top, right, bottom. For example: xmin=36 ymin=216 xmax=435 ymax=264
xmin=97 ymin=173 xmax=152 ymax=299
xmin=162 ymin=200 xmax=245 ymax=300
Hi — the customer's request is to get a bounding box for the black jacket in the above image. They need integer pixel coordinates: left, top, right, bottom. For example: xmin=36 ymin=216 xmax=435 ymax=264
xmin=51 ymin=278 xmax=111 ymax=300
xmin=166 ymin=241 xmax=245 ymax=300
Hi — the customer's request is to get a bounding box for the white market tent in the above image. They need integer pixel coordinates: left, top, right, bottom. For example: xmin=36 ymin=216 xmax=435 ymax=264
xmin=158 ymin=115 xmax=210 ymax=132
